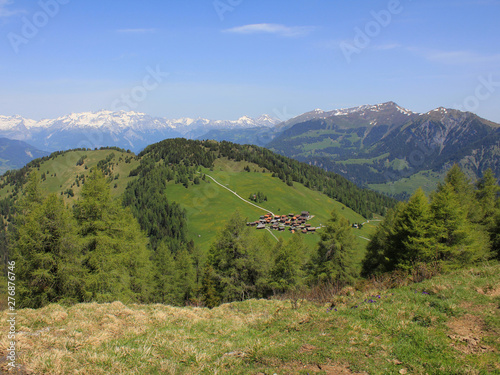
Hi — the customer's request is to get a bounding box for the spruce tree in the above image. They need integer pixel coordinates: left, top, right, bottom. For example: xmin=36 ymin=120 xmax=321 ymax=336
xmin=386 ymin=188 xmax=434 ymax=270
xmin=12 ymin=192 xmax=84 ymax=308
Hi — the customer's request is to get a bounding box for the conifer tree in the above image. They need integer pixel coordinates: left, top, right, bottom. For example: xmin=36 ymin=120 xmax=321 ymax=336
xmin=12 ymin=188 xmax=84 ymax=308
xmin=200 ymin=265 xmax=220 ymax=308
xmin=270 ymin=236 xmax=306 ymax=293
xmin=444 ymin=164 xmax=482 ymax=222
xmin=430 ymin=182 xmax=489 ymax=265
xmin=174 ymin=247 xmax=196 ymax=304
xmin=386 ymin=188 xmax=434 ymax=270
xmin=362 ymin=203 xmax=403 ymax=276
xmin=153 ymin=240 xmax=178 ymax=304
xmin=313 ymin=209 xmax=357 ymax=283
xmin=206 ymin=210 xmax=272 ymax=303
xmin=74 ymin=169 xmax=154 ymax=303
xmin=476 ymin=169 xmax=500 ymax=259
xmin=492 ymin=211 xmax=500 ymax=260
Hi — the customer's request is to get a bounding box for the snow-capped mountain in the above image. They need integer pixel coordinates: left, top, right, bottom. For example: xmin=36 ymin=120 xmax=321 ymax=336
xmin=0 ymin=111 xmax=280 ymax=152
xmin=268 ymin=101 xmax=500 ymax=188
xmin=277 ymin=101 xmax=420 ymax=130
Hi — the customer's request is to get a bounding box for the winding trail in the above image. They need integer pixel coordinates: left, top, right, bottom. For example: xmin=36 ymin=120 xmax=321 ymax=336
xmin=203 ymin=173 xmax=279 ymax=242
xmin=204 ymin=173 xmax=275 ymax=216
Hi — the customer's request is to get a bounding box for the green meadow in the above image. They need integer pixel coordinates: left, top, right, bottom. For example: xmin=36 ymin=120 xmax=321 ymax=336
xmin=369 ymin=170 xmax=444 ymax=196
xmin=0 ymin=149 xmax=140 ymax=203
xmin=164 ymin=158 xmax=374 ymax=261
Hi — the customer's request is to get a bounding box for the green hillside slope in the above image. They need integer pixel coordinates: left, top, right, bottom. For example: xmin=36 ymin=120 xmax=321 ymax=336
xmin=0 ymin=141 xmax=389 ymax=268
xmin=0 ymin=148 xmax=139 ymax=203
xmin=164 ymin=157 xmax=374 ymax=254
xmin=3 ymin=263 xmax=498 ymax=374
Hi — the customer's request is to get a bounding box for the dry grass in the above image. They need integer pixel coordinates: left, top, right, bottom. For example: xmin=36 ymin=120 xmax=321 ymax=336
xmin=2 ymin=264 xmax=499 ymax=374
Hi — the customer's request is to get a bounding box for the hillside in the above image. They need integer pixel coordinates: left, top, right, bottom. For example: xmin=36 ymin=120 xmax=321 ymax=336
xmin=0 ymin=148 xmax=139 ymax=204
xmin=0 ymin=138 xmax=48 ymax=175
xmin=267 ymin=102 xmax=500 ymax=197
xmin=0 ymin=140 xmax=394 ymax=269
xmin=164 ymin=157 xmax=371 ymax=254
xmin=2 ymin=263 xmax=499 ymax=374
xmin=3 ymin=104 xmax=498 ymax=199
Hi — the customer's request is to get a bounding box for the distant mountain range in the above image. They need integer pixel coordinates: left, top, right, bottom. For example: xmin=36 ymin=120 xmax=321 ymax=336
xmin=0 ymin=138 xmax=48 ymax=174
xmin=1 ymin=102 xmax=499 ymax=196
xmin=0 ymin=111 xmax=280 ymax=153
xmin=267 ymin=102 xmax=500 ymax=193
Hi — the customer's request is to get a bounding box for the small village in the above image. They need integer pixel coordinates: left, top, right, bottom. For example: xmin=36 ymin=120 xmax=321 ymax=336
xmin=247 ymin=211 xmax=318 ymax=234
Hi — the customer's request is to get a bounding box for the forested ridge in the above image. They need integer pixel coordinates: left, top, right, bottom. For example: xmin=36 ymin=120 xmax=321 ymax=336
xmin=137 ymin=139 xmax=396 ymax=218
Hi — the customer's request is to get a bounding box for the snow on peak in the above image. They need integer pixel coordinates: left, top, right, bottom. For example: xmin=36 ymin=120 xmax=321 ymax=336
xmin=0 ymin=111 xmax=280 ymax=135
xmin=331 ymin=102 xmax=416 ymax=117
xmin=237 ymin=115 xmax=253 ymax=123
xmin=428 ymin=107 xmax=448 ymax=114
xmin=0 ymin=115 xmax=37 ymax=130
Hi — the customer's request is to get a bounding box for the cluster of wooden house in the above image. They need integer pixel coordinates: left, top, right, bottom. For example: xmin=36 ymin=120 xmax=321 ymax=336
xmin=247 ymin=211 xmax=317 ymax=234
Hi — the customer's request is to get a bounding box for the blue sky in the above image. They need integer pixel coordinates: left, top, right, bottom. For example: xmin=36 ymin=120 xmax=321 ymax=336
xmin=1 ymin=0 xmax=499 ymax=122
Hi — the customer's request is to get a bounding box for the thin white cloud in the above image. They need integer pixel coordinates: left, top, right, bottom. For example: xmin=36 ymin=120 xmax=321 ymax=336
xmin=409 ymin=47 xmax=500 ymax=65
xmin=0 ymin=0 xmax=20 ymax=18
xmin=116 ymin=28 xmax=157 ymax=34
xmin=372 ymin=43 xmax=401 ymax=51
xmin=223 ymin=23 xmax=312 ymax=37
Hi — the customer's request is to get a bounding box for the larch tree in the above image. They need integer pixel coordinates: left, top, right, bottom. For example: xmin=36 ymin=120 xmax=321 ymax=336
xmin=74 ymin=169 xmax=154 ymax=304
xmin=12 ymin=173 xmax=84 ymax=308
xmin=313 ymin=209 xmax=357 ymax=284
xmin=430 ymin=182 xmax=490 ymax=266
xmin=206 ymin=210 xmax=272 ymax=303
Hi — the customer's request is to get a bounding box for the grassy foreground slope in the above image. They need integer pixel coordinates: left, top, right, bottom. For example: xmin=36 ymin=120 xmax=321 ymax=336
xmin=3 ymin=264 xmax=499 ymax=374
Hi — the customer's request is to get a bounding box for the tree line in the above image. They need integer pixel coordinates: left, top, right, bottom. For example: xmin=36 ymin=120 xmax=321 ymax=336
xmin=362 ymin=166 xmax=500 ymax=275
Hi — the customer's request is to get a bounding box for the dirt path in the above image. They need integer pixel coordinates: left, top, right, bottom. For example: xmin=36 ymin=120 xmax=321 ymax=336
xmin=204 ymin=173 xmax=275 ymax=216
xmin=204 ymin=173 xmax=279 ymax=242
